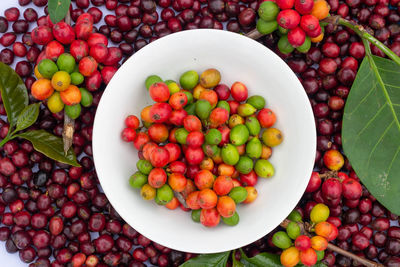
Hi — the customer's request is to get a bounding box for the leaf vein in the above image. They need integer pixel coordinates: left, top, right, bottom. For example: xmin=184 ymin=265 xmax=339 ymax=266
xmin=369 ymin=56 xmax=400 ymax=133
xmin=355 ymin=102 xmax=387 ymax=139
xmin=384 ymin=83 xmax=400 ymax=89
xmin=387 ymin=146 xmax=400 ymax=177
xmin=347 ymin=82 xmax=376 ymax=115
xmin=366 ymin=121 xmax=394 ymax=167
xmin=377 ymin=67 xmax=400 ymax=74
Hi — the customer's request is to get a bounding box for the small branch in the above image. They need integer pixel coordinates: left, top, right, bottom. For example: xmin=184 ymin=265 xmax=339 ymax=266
xmin=323 ymin=16 xmax=400 ymax=67
xmin=319 ymin=170 xmax=338 ymax=180
xmin=174 ymin=192 xmax=188 ymax=209
xmin=279 ymin=219 xmax=384 ymax=267
xmin=62 ymin=115 xmax=74 ymax=155
xmin=244 ymin=28 xmax=264 ymax=40
xmin=326 ymin=243 xmax=384 ymax=267
xmin=65 ymin=9 xmax=71 ymax=24
xmin=62 ymin=10 xmax=75 ymax=155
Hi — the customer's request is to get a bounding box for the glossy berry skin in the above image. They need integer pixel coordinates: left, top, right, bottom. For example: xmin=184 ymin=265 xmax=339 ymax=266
xmin=288 ymin=27 xmax=306 ymax=47
xmin=89 ymin=43 xmax=108 ymax=63
xmin=295 ymin=235 xmax=311 ymax=251
xmin=295 ymin=0 xmax=314 ymax=15
xmin=300 ymin=15 xmax=319 ymax=33
xmin=31 ymin=26 xmax=53 ymax=45
xmin=79 ymin=56 xmax=98 ymax=77
xmin=341 ymin=178 xmax=362 ymax=200
xmin=322 ymin=178 xmax=342 ymax=200
xmin=121 ymin=128 xmax=136 ymax=142
xmin=45 ymin=40 xmax=65 ymax=61
xmin=53 ymin=22 xmax=75 ymax=44
xmin=70 ymin=40 xmax=89 ymax=61
xmin=277 ymin=10 xmax=301 ymax=30
xmin=305 ymin=172 xmax=321 ymax=193
xmin=276 ymin=0 xmax=295 ymax=9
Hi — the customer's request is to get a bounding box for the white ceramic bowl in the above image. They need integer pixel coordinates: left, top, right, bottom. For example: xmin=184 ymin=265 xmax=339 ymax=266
xmin=93 ymin=29 xmax=316 ymax=254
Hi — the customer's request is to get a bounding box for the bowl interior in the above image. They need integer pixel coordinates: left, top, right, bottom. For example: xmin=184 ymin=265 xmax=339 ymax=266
xmin=93 ymin=29 xmax=316 ymax=253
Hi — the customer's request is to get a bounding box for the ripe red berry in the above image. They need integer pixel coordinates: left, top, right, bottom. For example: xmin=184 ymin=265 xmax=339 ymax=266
xmin=277 ymin=10 xmax=301 ymax=29
xmin=342 ymin=178 xmax=362 ymax=200
xmin=300 ymin=15 xmax=320 ymax=33
xmin=121 ymin=128 xmax=136 ymax=142
xmin=288 ymin=27 xmax=306 ymax=47
xmin=305 ymin=172 xmax=321 ymax=193
xmin=295 ymin=235 xmax=312 ymax=251
xmin=149 ymin=82 xmax=170 ymax=103
xmin=294 ymin=0 xmax=314 ymax=14
xmin=276 ymin=0 xmax=295 ymax=9
xmin=53 ymin=22 xmax=75 ymax=44
xmin=307 ymin=25 xmax=322 ymax=37
xmin=125 ymin=115 xmax=140 ymax=129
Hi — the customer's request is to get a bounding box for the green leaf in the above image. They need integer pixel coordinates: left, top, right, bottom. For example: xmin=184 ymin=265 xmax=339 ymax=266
xmin=240 ymin=249 xmax=281 ymax=267
xmin=179 ymin=252 xmax=230 ymax=267
xmin=14 ymin=130 xmax=80 ymax=167
xmin=232 ymin=251 xmax=244 ymax=267
xmin=48 ymin=0 xmax=71 ymax=24
xmin=15 ymin=103 xmax=40 ymax=132
xmin=0 ymin=62 xmax=29 ymax=129
xmin=342 ymin=55 xmax=400 ymax=215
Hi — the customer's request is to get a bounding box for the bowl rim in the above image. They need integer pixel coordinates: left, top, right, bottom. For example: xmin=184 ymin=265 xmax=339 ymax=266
xmin=93 ymin=29 xmax=316 ymax=253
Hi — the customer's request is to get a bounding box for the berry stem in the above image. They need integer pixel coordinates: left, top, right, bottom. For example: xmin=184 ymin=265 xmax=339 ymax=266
xmin=246 ymin=16 xmax=400 ymax=68
xmin=174 ymin=191 xmax=188 ymax=208
xmin=323 ymin=16 xmax=400 ymax=67
xmin=245 ymin=28 xmax=264 ymax=40
xmin=280 ymin=219 xmax=384 ymax=267
xmin=319 ymin=170 xmax=338 ymax=180
xmin=326 ymin=243 xmax=384 ymax=267
xmin=62 ymin=10 xmax=75 ymax=155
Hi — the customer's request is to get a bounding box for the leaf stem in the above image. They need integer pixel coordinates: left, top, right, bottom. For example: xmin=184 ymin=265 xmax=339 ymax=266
xmin=323 ymin=16 xmax=400 ymax=67
xmin=361 ymin=36 xmax=400 ymax=134
xmin=0 ymin=136 xmax=10 ymax=147
xmin=280 ymin=219 xmax=384 ymax=267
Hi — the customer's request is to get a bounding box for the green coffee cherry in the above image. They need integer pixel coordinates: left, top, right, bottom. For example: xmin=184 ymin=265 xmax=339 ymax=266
xmin=129 ymin=172 xmax=148 ymax=188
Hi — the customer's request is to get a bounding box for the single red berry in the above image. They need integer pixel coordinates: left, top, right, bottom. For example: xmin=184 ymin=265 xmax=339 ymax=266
xmin=342 ymin=178 xmax=362 ymax=200
xmin=305 ymin=172 xmax=321 ymax=193
xmin=149 ymin=82 xmax=170 ymax=103
xmin=288 ymin=27 xmax=306 ymax=47
xmin=125 ymin=115 xmax=140 ymax=129
xmin=121 ymin=128 xmax=136 ymax=142
xmin=53 ymin=22 xmax=75 ymax=44
xmin=277 ymin=10 xmax=301 ymax=29
xmin=70 ymin=40 xmax=89 ymax=61
xmin=294 ymin=0 xmax=314 ymax=14
xmin=300 ymin=15 xmax=320 ymax=33
xmin=276 ymin=0 xmax=295 ymax=9
xmin=295 ymin=235 xmax=312 ymax=251
xmin=307 ymin=25 xmax=322 ymax=37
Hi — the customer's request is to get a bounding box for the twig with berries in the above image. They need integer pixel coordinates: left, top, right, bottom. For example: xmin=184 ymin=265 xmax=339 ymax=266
xmin=62 ymin=10 xmax=75 ymax=155
xmin=279 ymin=219 xmax=384 ymax=267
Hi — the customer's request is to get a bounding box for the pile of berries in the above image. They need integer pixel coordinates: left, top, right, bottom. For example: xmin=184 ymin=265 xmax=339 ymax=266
xmin=121 ymin=68 xmax=284 ymax=227
xmin=257 ymin=0 xmax=331 ymax=55
xmin=273 ymin=203 xmax=338 ymax=267
xmin=30 ymin=13 xmax=119 ymax=118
